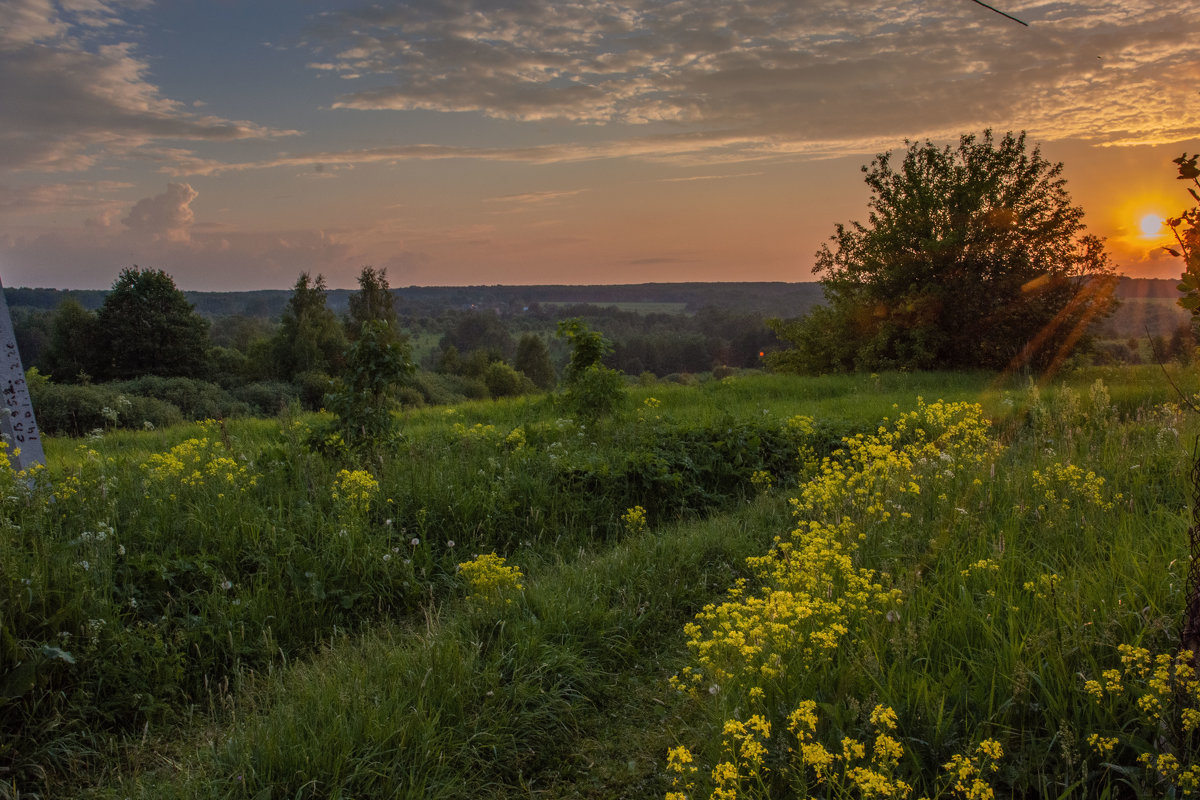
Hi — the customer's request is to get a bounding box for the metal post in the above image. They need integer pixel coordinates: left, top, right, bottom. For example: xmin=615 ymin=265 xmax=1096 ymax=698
xmin=0 ymin=275 xmax=46 ymax=471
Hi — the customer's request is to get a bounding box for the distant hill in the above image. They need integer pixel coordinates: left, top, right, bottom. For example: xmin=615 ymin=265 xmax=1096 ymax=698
xmin=4 ymin=278 xmax=1189 ymax=339
xmin=4 ymin=282 xmax=827 ymax=320
xmin=1099 ymin=277 xmax=1191 ymax=339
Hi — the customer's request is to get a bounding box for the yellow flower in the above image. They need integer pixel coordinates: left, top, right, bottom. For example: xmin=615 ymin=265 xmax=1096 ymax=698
xmin=622 ymin=505 xmax=648 ymax=536
xmin=458 ymin=552 xmax=525 ymax=607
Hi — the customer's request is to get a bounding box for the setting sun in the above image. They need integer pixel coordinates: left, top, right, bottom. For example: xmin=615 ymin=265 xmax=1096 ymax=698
xmin=1139 ymin=213 xmax=1165 ymax=238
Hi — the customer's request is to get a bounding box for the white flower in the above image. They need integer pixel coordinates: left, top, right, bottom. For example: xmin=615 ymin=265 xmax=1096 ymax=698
xmin=708 ymin=684 xmax=720 ymax=695
xmin=78 ymin=560 xmax=89 ymax=571
xmin=117 ymin=545 xmax=126 ymax=556
xmin=410 ymin=537 xmax=420 ymax=547
xmin=447 ymin=540 xmax=455 ymax=548
xmin=220 ymin=580 xmax=233 ymax=591
xmin=382 ymin=553 xmax=392 ymax=562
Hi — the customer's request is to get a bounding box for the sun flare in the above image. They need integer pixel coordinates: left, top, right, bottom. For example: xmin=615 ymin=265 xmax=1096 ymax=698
xmin=1139 ymin=213 xmax=1164 ymax=238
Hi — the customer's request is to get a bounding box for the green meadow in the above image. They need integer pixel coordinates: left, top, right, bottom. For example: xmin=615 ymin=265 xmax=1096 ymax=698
xmin=4 ymin=367 xmax=1200 ymax=799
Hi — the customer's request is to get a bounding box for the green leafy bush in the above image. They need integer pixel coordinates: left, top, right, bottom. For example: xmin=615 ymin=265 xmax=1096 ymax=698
xmin=231 ymin=381 xmax=300 ymax=417
xmin=108 ymin=376 xmax=244 ymax=421
xmin=29 ymin=381 xmax=183 ymax=435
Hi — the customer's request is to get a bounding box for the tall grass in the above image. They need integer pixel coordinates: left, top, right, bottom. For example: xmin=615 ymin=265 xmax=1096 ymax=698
xmin=6 ymin=368 xmax=1200 ymax=798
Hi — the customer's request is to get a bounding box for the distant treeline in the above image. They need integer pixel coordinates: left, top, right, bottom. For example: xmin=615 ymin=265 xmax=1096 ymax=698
xmin=3 ymin=281 xmax=827 ymax=319
xmin=6 ymin=276 xmax=1192 ymax=434
xmin=10 ymin=275 xmax=835 ymax=434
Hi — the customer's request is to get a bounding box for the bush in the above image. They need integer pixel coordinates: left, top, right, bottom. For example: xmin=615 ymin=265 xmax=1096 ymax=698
xmin=557 ymin=364 xmax=627 ymax=422
xmin=108 ymin=376 xmax=239 ymax=420
xmin=294 ymin=370 xmax=333 ymax=411
xmin=29 ymin=382 xmax=183 ymax=436
xmin=483 ymin=361 xmax=535 ymax=399
xmin=232 ymin=381 xmax=300 ymax=417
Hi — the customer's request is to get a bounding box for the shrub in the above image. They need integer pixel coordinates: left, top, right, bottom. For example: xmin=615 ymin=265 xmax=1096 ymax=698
xmin=483 ymin=361 xmax=534 ymax=399
xmin=294 ymin=370 xmax=333 ymax=411
xmin=232 ymin=381 xmax=300 ymax=417
xmin=108 ymin=376 xmax=238 ymax=420
xmin=29 ymin=381 xmax=183 ymax=436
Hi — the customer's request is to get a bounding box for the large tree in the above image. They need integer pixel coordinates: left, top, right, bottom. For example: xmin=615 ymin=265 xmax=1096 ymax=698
xmin=271 ymin=272 xmax=346 ymax=381
xmin=39 ymin=298 xmax=102 ymax=382
xmin=770 ymin=131 xmax=1117 ymax=373
xmin=94 ymin=268 xmax=210 ymax=380
xmin=346 ymin=266 xmax=398 ymax=341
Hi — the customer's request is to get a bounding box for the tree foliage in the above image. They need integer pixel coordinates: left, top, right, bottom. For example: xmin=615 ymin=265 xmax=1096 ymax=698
xmin=1169 ymin=153 xmax=1200 ymax=313
xmin=271 ymin=273 xmax=346 ymax=382
xmin=94 ymin=268 xmax=210 ymax=381
xmin=39 ymin=298 xmax=102 ymax=382
xmin=770 ymin=131 xmax=1117 ymax=373
xmin=513 ymin=333 xmax=556 ymax=390
xmin=346 ymin=266 xmax=398 ymax=341
xmin=325 ymin=319 xmax=414 ymax=460
xmin=556 ymin=318 xmax=626 ymax=421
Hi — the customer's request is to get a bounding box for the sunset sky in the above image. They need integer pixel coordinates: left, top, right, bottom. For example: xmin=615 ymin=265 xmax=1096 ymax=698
xmin=1 ymin=0 xmax=1198 ymax=291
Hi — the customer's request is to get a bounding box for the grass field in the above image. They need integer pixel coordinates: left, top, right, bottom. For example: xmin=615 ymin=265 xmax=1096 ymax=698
xmin=5 ymin=367 xmax=1200 ymax=799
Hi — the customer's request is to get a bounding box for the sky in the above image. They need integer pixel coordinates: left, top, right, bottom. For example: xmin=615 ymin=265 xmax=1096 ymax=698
xmin=1 ymin=0 xmax=1198 ymax=291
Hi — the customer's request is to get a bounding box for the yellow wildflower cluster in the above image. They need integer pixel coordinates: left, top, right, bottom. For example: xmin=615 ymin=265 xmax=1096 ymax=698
xmin=666 ymin=744 xmax=699 ymax=800
xmin=141 ymin=429 xmax=256 ymax=499
xmin=452 ymin=422 xmax=527 ymax=451
xmin=458 ymin=552 xmax=525 ymax=607
xmin=676 ymin=402 xmax=991 ymax=698
xmin=943 ymin=740 xmax=1004 ymax=800
xmin=749 ymin=470 xmax=773 ymax=494
xmin=791 ymin=399 xmax=992 ymax=523
xmin=785 ymin=414 xmax=818 ymax=472
xmin=668 ymin=700 xmax=1009 ymax=800
xmin=622 ymin=505 xmax=648 ymax=536
xmin=787 ymin=702 xmax=913 ymax=799
xmin=786 ymin=414 xmax=814 ymax=437
xmin=1029 ymin=462 xmax=1121 ymax=520
xmin=331 ymin=469 xmax=379 ymax=518
xmin=1022 ymin=572 xmax=1061 ymax=600
xmin=1083 ymin=647 xmax=1200 ymax=792
xmin=453 ymin=422 xmax=499 ymax=442
xmin=676 ymin=518 xmax=899 ymax=692
xmin=505 ymin=426 xmax=527 ymax=451
xmin=959 ymin=559 xmax=1000 ymax=578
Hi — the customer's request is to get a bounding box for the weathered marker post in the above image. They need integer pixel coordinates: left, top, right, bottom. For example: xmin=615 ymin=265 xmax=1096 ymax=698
xmin=0 ymin=275 xmax=46 ymax=471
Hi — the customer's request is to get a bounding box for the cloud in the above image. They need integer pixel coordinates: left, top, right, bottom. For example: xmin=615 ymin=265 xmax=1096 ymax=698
xmin=0 ymin=179 xmax=132 ymax=214
xmin=485 ymin=189 xmax=588 ymax=205
xmin=121 ymin=181 xmax=197 ymax=241
xmin=658 ymin=172 xmax=765 ymax=183
xmin=173 ymin=129 xmax=896 ymax=177
xmin=0 ymin=219 xmax=365 ymax=290
xmin=305 ymin=0 xmax=1200 ymax=149
xmin=0 ymin=0 xmax=295 ymax=173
